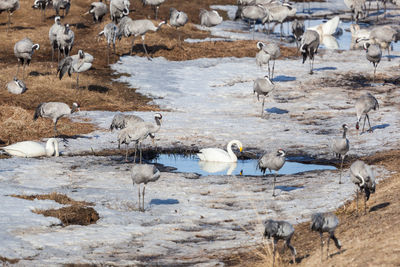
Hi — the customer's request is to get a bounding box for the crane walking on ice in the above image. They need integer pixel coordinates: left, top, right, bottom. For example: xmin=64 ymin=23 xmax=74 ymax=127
xmin=263 ymin=219 xmax=296 ymax=267
xmin=33 ymin=102 xmax=80 ymax=137
xmin=360 ymin=41 xmax=382 ymax=83
xmin=300 ymin=30 xmax=320 ymax=74
xmin=355 ymin=92 xmax=379 ymax=133
xmin=14 ymin=38 xmax=40 ymax=80
xmin=331 ymin=124 xmax=350 ymax=184
xmin=291 ymin=19 xmax=305 ymax=51
xmin=258 ymin=149 xmax=286 ymax=197
xmin=131 ymin=164 xmax=160 ymax=212
xmin=350 ymin=160 xmax=376 ymax=215
xmin=253 ymin=75 xmax=275 ymax=118
xmin=240 ymin=4 xmax=269 ymax=39
xmin=311 ymin=212 xmax=341 ymax=261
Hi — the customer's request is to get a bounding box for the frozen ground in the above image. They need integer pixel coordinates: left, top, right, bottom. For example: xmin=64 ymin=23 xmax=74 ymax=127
xmin=1 ymin=1 xmax=400 ymax=265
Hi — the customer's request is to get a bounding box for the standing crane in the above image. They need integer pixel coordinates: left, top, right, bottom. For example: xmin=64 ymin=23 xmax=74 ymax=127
xmin=0 ymin=0 xmax=19 ymax=31
xmin=131 ymin=164 xmax=160 ymax=212
xmin=350 ymin=160 xmax=376 ymax=215
xmin=14 ymin=37 xmax=40 ymax=80
xmin=258 ymin=149 xmax=286 ymax=197
xmin=57 ymin=50 xmax=94 ymax=89
xmin=240 ymin=4 xmax=269 ymax=39
xmin=256 ymin=41 xmax=280 ymax=79
xmin=56 ymin=23 xmax=75 ymax=59
xmin=169 ymin=7 xmax=188 ymax=45
xmin=355 ymin=92 xmax=379 ymax=133
xmin=86 ymin=0 xmax=108 ymax=23
xmin=331 ymin=124 xmax=350 ymax=184
xmin=141 ymin=0 xmax=166 ymax=20
xmin=49 ymin=16 xmax=63 ymax=63
xmin=110 ymin=0 xmax=129 ymax=23
xmin=291 ymin=19 xmax=305 ymax=51
xmin=300 ymin=30 xmax=320 ymax=74
xmin=359 ymin=40 xmax=382 ymax=83
xmin=99 ymin=23 xmax=119 ymax=64
xmin=253 ymin=75 xmax=275 ymax=118
xmin=118 ymin=17 xmax=167 ymax=59
xmin=33 ymin=102 xmax=80 ymax=137
xmin=263 ymin=219 xmax=296 ymax=267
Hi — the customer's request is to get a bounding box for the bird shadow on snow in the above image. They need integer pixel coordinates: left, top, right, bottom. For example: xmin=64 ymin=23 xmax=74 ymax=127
xmin=313 ymin=66 xmax=337 ymax=72
xmin=369 ymin=202 xmax=390 ymax=212
xmin=275 ymin=185 xmax=304 ymax=192
xmin=272 ymin=75 xmax=296 ymax=82
xmin=149 ymin=199 xmax=179 ymax=205
xmin=360 ymin=124 xmax=390 ymax=135
xmin=385 ymin=55 xmax=400 ymax=60
xmin=266 ymin=107 xmax=289 ymax=114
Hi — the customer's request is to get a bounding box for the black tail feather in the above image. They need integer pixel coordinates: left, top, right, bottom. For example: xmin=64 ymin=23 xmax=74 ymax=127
xmin=33 ymin=103 xmax=44 ymax=121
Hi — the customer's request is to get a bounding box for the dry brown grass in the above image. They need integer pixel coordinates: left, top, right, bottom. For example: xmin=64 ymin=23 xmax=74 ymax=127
xmin=12 ymin=193 xmax=99 ymax=226
xmin=228 ymin=150 xmax=400 ymax=267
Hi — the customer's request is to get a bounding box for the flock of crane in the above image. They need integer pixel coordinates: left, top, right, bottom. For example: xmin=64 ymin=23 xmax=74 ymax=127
xmin=0 ymin=0 xmax=395 ymax=264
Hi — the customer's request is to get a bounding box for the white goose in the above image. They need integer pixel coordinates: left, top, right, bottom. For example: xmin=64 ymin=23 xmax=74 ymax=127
xmin=0 ymin=138 xmax=59 ymax=158
xmin=197 ymin=140 xmax=243 ymax=163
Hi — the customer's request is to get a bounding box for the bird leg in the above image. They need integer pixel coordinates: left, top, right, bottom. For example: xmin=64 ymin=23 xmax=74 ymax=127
xmin=320 ymin=232 xmax=323 ymax=262
xmin=272 ymin=60 xmax=276 ymax=80
xmin=356 ymin=187 xmax=359 ymax=215
xmin=139 ymin=142 xmax=143 ymax=164
xmin=326 ymin=235 xmax=330 ymax=259
xmin=141 ymin=36 xmax=152 ymax=61
xmin=155 ymin=6 xmax=159 ymax=20
xmin=272 ymin=172 xmax=277 ymax=197
xmin=7 ymin=11 xmax=11 ymax=32
xmin=366 ymin=114 xmax=373 ymax=132
xmin=280 ymin=22 xmax=283 ymax=41
xmin=138 ymin=184 xmax=141 ymax=212
xmin=309 ymin=58 xmax=314 ymax=75
xmin=373 ymin=63 xmax=377 ymax=83
xmin=364 ymin=190 xmax=367 ymax=214
xmin=16 ymin=64 xmax=20 ymax=79
xmin=76 ymin=73 xmax=80 ymax=89
xmin=54 ymin=120 xmax=59 ymax=137
xmin=133 ymin=143 xmax=138 ymax=163
xmin=142 ymin=185 xmax=146 ymax=212
xmin=130 ymin=37 xmax=136 ymax=56
xmin=268 ymin=61 xmax=271 ymax=79
xmin=125 ymin=144 xmax=129 ymax=162
xmin=362 ymin=114 xmax=367 ymax=133
xmin=252 ymin=20 xmax=255 ymax=40
xmin=22 ymin=64 xmax=26 ymax=81
xmin=339 ymin=155 xmax=344 ymax=184
xmin=261 ymin=97 xmax=265 ymax=118
xmin=286 ymin=238 xmax=296 ymax=264
xmin=387 ymin=46 xmax=391 ymax=61
xmin=107 ymin=42 xmax=110 ymax=65
xmin=272 ymin=238 xmax=277 ymax=267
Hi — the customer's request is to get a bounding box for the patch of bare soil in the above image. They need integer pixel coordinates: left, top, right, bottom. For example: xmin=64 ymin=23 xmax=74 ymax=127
xmin=12 ymin=193 xmax=99 ymax=226
xmin=224 ymin=150 xmax=400 ymax=266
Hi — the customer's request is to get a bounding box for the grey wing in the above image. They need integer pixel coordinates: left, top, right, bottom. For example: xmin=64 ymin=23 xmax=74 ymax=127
xmin=57 ymin=57 xmax=73 ymax=79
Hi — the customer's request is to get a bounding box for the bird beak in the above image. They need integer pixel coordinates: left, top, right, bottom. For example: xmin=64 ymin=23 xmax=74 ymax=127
xmin=239 ymin=147 xmax=243 ymax=152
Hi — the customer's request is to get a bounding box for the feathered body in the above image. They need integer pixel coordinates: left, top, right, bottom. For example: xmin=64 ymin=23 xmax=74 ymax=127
xmin=263 ymin=219 xmax=296 ymax=266
xmin=169 ymin=8 xmax=188 ymax=28
xmin=6 ymin=77 xmax=26 ymax=94
xmin=131 ymin=164 xmax=161 ymax=212
xmin=300 ymin=30 xmax=320 ymax=74
xmin=110 ymin=113 xmax=144 ymax=131
xmin=308 ymin=16 xmax=340 ymax=37
xmin=311 ymin=212 xmax=341 ymax=260
xmin=256 ymin=41 xmax=280 ymax=78
xmin=355 ymin=92 xmax=379 ymax=131
xmin=331 ymin=124 xmax=349 ymax=184
xmin=89 ymin=0 xmax=108 ymax=22
xmin=291 ymin=19 xmax=305 ymax=42
xmin=241 ymin=4 xmax=269 ymax=22
xmin=197 ymin=140 xmax=243 ymax=163
xmin=344 ymin=0 xmax=365 ymax=22
xmin=52 ymin=0 xmax=70 ymax=17
xmin=49 ymin=16 xmax=63 ymax=61
xmin=253 ymin=76 xmax=274 ymax=117
xmin=56 ymin=24 xmax=74 ymax=57
xmin=57 ymin=50 xmax=93 ymax=80
xmin=0 ymin=0 xmax=19 ymax=13
xmin=369 ymin=25 xmax=397 ymax=61
xmin=350 ymin=160 xmax=376 ymax=197
xmin=199 ymin=9 xmax=223 ymax=27
xmin=0 ymin=138 xmax=59 ymax=158
xmin=258 ymin=149 xmax=285 ymax=196
xmin=350 ymin=24 xmax=370 ymax=49
xmin=110 ymin=0 xmax=129 ymax=23
xmin=14 ymin=38 xmax=40 ymax=66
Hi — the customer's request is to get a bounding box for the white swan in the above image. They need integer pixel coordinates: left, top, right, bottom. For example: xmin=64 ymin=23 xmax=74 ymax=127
xmin=0 ymin=138 xmax=59 ymax=158
xmin=308 ymin=16 xmax=340 ymax=38
xmin=197 ymin=140 xmax=243 ymax=163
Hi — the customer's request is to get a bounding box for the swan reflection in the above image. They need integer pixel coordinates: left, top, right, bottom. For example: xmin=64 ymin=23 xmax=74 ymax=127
xmin=198 ymin=161 xmax=238 ymax=175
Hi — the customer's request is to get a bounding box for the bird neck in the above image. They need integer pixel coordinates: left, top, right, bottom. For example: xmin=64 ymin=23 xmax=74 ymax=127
xmin=71 ymin=105 xmax=78 ymax=113
xmin=46 ymin=139 xmax=59 ymax=157
xmin=156 ymin=21 xmax=166 ymax=31
xmin=342 ymin=129 xmax=347 ymax=139
xmin=227 ymin=141 xmax=238 ymax=162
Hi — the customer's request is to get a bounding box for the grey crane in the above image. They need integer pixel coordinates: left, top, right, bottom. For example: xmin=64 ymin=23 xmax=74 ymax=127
xmin=14 ymin=37 xmax=40 ymax=80
xmin=87 ymin=0 xmax=108 ymax=23
xmin=141 ymin=0 xmax=165 ymax=20
xmin=49 ymin=16 xmax=63 ymax=63
xmin=6 ymin=77 xmax=26 ymax=94
xmin=291 ymin=19 xmax=305 ymax=51
xmin=169 ymin=7 xmax=188 ymax=45
xmin=369 ymin=25 xmax=397 ymax=61
xmin=344 ymin=0 xmax=365 ymax=22
xmin=118 ymin=17 xmax=166 ymax=59
xmin=33 ymin=102 xmax=80 ymax=136
xmin=57 ymin=50 xmax=94 ymax=89
xmin=311 ymin=212 xmax=341 ymax=261
xmin=99 ymin=23 xmax=119 ymax=64
xmin=199 ymin=9 xmax=223 ymax=27
xmin=256 ymin=41 xmax=280 ymax=79
xmin=110 ymin=0 xmax=129 ymax=23
xmin=0 ymin=0 xmax=19 ymax=31
xmin=355 ymin=92 xmax=379 ymax=133
xmin=253 ymin=75 xmax=275 ymax=118
xmin=331 ymin=124 xmax=350 ymax=184
xmin=32 ymin=0 xmax=50 ymax=21
xmin=56 ymin=23 xmax=74 ymax=59
xmin=118 ymin=113 xmax=162 ymax=162
xmin=258 ymin=149 xmax=285 ymax=197
xmin=110 ymin=113 xmax=144 ymax=131
xmin=263 ymin=219 xmax=296 ymax=267
xmin=240 ymin=4 xmax=269 ymax=39
xmin=300 ymin=30 xmax=320 ymax=74
xmin=350 ymin=160 xmax=376 ymax=215
xmin=131 ymin=164 xmax=160 ymax=212
xmin=52 ymin=0 xmax=70 ymax=17
xmin=359 ymin=41 xmax=382 ymax=82
xmin=268 ymin=3 xmax=297 ymax=40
